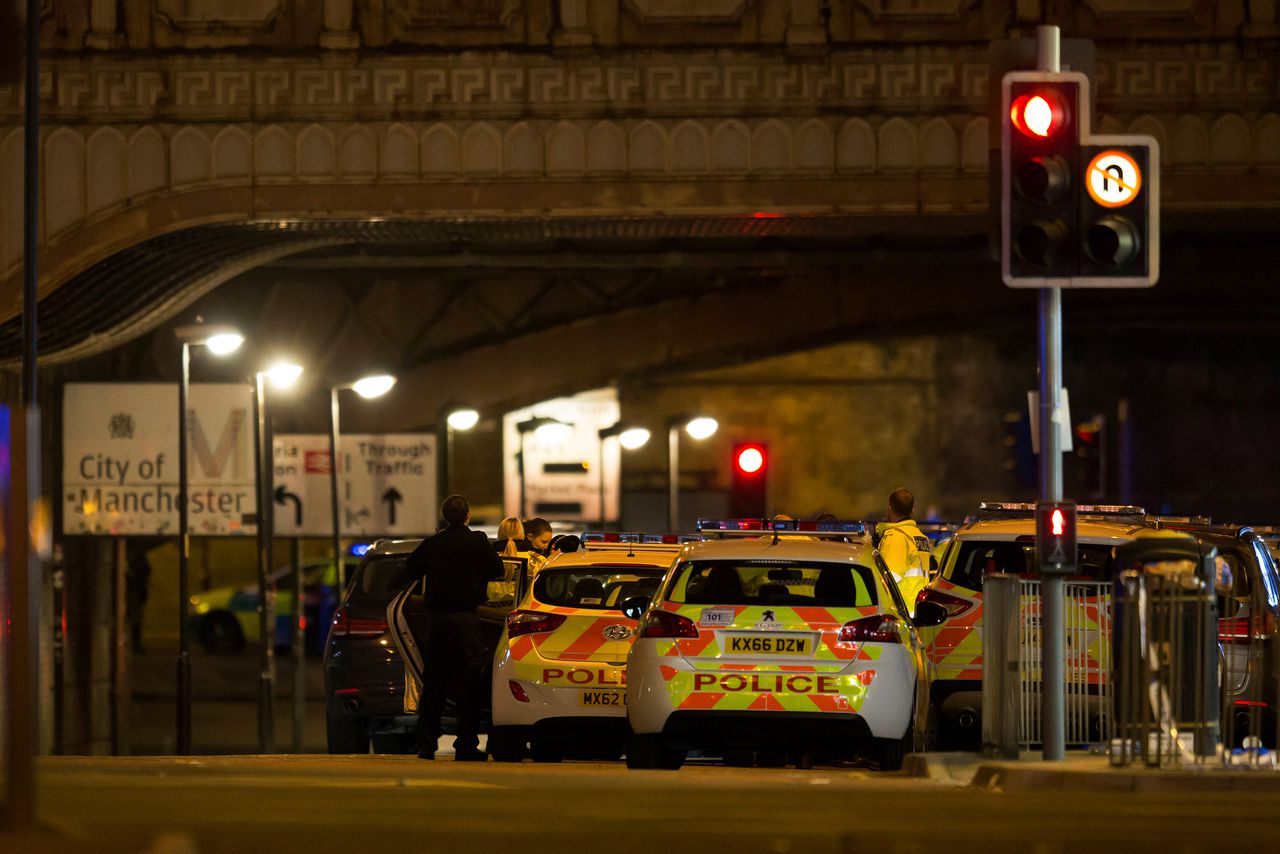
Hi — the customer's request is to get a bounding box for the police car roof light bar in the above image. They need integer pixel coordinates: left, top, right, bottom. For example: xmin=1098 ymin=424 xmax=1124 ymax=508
xmin=977 ymin=501 xmax=1146 ymax=517
xmin=695 ymin=518 xmax=867 ymax=538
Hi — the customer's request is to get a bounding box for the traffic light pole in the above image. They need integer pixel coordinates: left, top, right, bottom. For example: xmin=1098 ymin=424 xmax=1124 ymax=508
xmin=1036 ymin=24 xmax=1067 ymax=763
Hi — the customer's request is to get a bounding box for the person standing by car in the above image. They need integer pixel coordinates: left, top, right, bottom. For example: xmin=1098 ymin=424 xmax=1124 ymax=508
xmin=407 ymin=495 xmax=504 ymax=761
xmin=875 ymin=488 xmax=932 ymax=614
xmin=495 ymin=516 xmax=527 ymax=557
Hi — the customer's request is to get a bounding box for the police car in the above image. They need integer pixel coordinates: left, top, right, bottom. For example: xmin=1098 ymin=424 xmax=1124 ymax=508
xmin=487 ymin=533 xmax=691 ymax=763
xmin=624 ymin=519 xmax=928 ymax=770
xmin=914 ymin=502 xmax=1154 ymax=747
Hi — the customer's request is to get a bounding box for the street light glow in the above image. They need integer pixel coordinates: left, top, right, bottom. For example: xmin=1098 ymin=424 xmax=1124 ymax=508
xmin=204 ymin=332 xmax=245 ymax=356
xmin=685 ymin=417 xmax=719 ymax=441
xmin=534 ymin=421 xmax=573 ymax=443
xmin=352 ymin=374 xmax=396 ymax=399
xmin=265 ymin=361 xmax=303 ymax=390
xmin=447 ymin=408 xmax=480 ymax=431
xmin=618 ymin=427 xmax=651 ymax=450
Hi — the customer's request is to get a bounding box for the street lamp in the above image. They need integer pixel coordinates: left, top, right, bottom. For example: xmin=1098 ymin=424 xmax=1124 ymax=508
xmin=251 ymin=359 xmax=303 ymax=755
xmin=173 ymin=322 xmax=243 ymax=756
xmin=597 ymin=423 xmax=651 ymax=529
xmin=667 ymin=414 xmax=718 ymax=533
xmin=330 ymin=374 xmax=397 ymax=594
xmin=438 ymin=406 xmax=480 ymax=507
xmin=515 ymin=416 xmax=572 ymax=519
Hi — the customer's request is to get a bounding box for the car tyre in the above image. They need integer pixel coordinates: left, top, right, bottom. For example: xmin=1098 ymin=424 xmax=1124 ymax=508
xmin=326 ymin=717 xmax=371 ymax=754
xmin=371 ymin=732 xmax=416 ymax=754
xmin=530 ymin=740 xmax=564 ymax=763
xmin=877 ymin=724 xmax=912 ymax=772
xmin=198 ymin=612 xmax=245 ymax=656
xmin=626 ymin=732 xmax=685 ymax=770
xmin=487 ymin=726 xmax=527 ymax=763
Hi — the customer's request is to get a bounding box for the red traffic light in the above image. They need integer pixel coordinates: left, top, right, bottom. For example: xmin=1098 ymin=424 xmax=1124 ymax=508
xmin=1010 ymin=92 xmax=1067 ymax=139
xmin=735 ymin=444 xmax=766 ymax=475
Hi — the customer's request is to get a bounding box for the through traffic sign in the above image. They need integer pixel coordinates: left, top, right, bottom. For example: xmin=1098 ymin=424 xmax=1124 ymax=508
xmin=1086 ymin=150 xmax=1142 ymax=209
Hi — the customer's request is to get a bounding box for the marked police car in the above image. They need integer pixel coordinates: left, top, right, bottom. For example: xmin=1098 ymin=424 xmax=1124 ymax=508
xmin=488 ymin=533 xmax=690 ymax=763
xmin=624 ymin=519 xmax=928 ymax=771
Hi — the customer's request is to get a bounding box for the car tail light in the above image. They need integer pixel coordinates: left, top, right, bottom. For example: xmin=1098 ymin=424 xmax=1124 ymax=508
xmin=838 ymin=614 xmax=902 ymax=644
xmin=330 ymin=606 xmax=387 ymax=637
xmin=916 ymin=588 xmax=975 ymax=618
xmin=639 ymin=609 xmax=699 ymax=639
xmin=506 ymin=610 xmax=567 ymax=638
xmin=509 ymin=680 xmax=530 ymax=703
xmin=1219 ymin=617 xmax=1256 ymax=646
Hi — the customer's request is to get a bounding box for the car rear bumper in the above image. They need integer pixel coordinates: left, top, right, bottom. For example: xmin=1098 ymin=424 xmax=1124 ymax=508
xmin=655 ymin=710 xmax=873 ymax=752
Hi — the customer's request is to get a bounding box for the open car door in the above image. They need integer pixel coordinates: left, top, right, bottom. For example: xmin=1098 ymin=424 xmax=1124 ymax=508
xmin=388 ymin=557 xmax=531 ymax=714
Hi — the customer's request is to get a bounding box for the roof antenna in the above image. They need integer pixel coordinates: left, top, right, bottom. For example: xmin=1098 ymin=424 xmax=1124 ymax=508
xmin=628 ymin=538 xmax=635 ymax=558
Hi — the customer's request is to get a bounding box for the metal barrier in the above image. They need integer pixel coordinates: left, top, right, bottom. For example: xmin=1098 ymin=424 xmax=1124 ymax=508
xmin=983 ymin=574 xmax=1113 ymax=755
xmin=1110 ymin=538 xmax=1219 ymax=767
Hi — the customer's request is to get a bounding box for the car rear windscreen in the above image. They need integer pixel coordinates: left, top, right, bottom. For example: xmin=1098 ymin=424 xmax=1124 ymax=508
xmin=947 ymin=541 xmax=1115 ymax=591
xmin=667 ymin=561 xmax=877 ymax=608
xmin=352 ymin=555 xmax=409 ymax=599
xmin=534 ymin=566 xmax=666 ymax=610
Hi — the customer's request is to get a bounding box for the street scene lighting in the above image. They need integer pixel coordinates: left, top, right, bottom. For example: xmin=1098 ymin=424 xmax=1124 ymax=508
xmin=446 ymin=407 xmax=480 ymax=431
xmin=205 ymin=332 xmax=245 ymax=355
xmin=352 ymin=374 xmax=396 ymax=399
xmin=685 ymin=416 xmax=719 ymax=440
xmin=534 ymin=420 xmax=573 ymax=443
xmin=618 ymin=427 xmax=651 ymax=450
xmin=264 ymin=361 xmax=303 ymax=389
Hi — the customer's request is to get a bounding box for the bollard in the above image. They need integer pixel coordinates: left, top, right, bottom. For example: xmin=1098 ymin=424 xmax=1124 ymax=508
xmin=983 ymin=573 xmax=1021 ymax=759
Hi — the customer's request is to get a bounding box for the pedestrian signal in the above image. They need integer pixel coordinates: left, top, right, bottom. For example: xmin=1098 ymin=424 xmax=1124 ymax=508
xmin=1035 ymin=500 xmax=1078 ymax=574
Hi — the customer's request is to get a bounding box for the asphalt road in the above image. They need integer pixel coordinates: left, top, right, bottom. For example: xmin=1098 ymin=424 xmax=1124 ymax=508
xmin=6 ymin=754 xmax=1277 ymax=854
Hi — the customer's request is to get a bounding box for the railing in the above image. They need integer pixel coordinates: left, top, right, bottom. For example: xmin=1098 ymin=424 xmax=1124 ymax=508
xmin=983 ymin=574 xmax=1113 ymax=755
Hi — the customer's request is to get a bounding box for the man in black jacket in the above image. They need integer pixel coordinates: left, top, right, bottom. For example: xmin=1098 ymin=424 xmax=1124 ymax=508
xmin=406 ymin=494 xmax=504 ymax=760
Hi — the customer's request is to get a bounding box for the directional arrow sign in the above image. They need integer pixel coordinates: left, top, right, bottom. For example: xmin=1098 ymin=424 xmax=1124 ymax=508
xmin=274 ymin=484 xmax=303 ymax=528
xmin=382 ymin=487 xmax=403 ymax=526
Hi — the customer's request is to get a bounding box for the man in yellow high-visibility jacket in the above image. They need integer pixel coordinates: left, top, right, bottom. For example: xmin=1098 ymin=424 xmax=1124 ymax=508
xmin=875 ymin=488 xmax=932 ymax=615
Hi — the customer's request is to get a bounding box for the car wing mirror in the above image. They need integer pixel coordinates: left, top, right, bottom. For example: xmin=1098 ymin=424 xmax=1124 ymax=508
xmin=619 ymin=595 xmax=651 ymax=621
xmin=913 ymin=599 xmax=948 ymax=628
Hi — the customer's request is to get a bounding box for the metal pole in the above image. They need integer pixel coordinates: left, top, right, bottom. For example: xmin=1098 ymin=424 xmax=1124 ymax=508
xmin=177 ymin=343 xmax=192 ymax=755
xmin=253 ymin=374 xmax=274 ymax=753
xmin=598 ymin=437 xmax=607 ymax=530
xmin=667 ymin=426 xmax=679 ymax=533
xmin=518 ymin=437 xmax=527 ymax=519
xmin=1032 ymin=23 xmax=1068 ymax=763
xmin=290 ymin=537 xmax=304 ymax=753
xmin=328 ymin=386 xmax=344 ymax=593
xmin=4 ymin=0 xmax=43 ymax=828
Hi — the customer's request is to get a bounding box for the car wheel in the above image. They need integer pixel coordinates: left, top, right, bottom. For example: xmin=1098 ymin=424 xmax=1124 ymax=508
xmin=371 ymin=732 xmax=416 ymax=754
xmin=876 ymin=724 xmax=912 ymax=772
xmin=626 ymin=732 xmax=684 ymax=770
xmin=327 ymin=717 xmax=371 ymax=754
xmin=530 ymin=740 xmax=564 ymax=763
xmin=198 ymin=612 xmax=245 ymax=655
xmin=487 ymin=726 xmax=527 ymax=763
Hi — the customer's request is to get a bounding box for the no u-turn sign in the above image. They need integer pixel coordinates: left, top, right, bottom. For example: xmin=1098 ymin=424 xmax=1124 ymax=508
xmin=1086 ymin=150 xmax=1142 ymax=209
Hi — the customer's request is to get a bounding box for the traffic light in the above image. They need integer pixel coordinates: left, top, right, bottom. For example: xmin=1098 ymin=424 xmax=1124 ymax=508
xmin=1002 ymin=71 xmax=1158 ymax=288
xmin=730 ymin=443 xmax=768 ymax=518
xmin=1072 ymin=416 xmax=1106 ymax=498
xmin=1035 ymin=501 xmax=1078 ymax=574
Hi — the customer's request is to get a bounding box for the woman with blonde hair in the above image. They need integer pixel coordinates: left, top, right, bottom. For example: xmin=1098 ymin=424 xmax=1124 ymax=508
xmin=497 ymin=516 xmax=524 ymax=557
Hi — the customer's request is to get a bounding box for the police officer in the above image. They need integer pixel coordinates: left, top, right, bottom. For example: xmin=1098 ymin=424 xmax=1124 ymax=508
xmin=875 ymin=488 xmax=932 ymax=614
xmin=407 ymin=495 xmax=504 ymax=761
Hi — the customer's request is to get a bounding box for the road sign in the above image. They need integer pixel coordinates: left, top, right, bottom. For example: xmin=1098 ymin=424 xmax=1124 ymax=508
xmin=273 ymin=433 xmax=437 ymax=537
xmin=1086 ymin=150 xmax=1141 ymax=208
xmin=503 ymin=389 xmax=620 ymax=523
xmin=63 ymin=383 xmax=256 ymax=536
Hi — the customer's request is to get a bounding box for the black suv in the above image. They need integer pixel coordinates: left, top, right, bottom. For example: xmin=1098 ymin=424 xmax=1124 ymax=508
xmin=1163 ymin=523 xmax=1280 ymax=746
xmin=323 ymin=539 xmax=416 ymax=753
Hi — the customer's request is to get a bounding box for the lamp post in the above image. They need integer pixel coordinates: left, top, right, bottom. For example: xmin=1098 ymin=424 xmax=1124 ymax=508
xmin=667 ymin=415 xmax=718 ymax=533
xmin=174 ymin=322 xmax=244 ymax=756
xmin=515 ymin=416 xmax=572 ymax=519
xmin=251 ymin=361 xmax=302 ymax=755
xmin=597 ymin=423 xmax=651 ymax=529
xmin=329 ymin=374 xmax=396 ymax=594
xmin=438 ymin=406 xmax=480 ymax=508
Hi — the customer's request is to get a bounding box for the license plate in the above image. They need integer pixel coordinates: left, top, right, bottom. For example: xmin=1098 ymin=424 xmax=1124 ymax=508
xmin=725 ymin=635 xmax=811 ymax=656
xmin=579 ymin=690 xmax=626 ymax=707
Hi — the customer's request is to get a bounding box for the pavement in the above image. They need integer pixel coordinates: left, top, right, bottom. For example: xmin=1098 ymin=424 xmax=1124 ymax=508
xmin=4 ymin=752 xmax=1280 ymax=854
